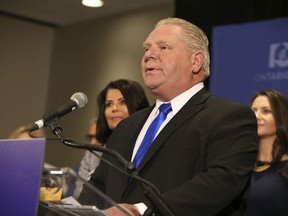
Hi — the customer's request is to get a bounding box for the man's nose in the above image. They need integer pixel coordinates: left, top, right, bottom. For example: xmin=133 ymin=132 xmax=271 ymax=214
xmin=144 ymin=47 xmax=157 ymax=61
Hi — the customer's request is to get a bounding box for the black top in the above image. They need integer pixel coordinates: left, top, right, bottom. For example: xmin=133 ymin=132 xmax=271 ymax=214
xmin=244 ymin=162 xmax=288 ymax=216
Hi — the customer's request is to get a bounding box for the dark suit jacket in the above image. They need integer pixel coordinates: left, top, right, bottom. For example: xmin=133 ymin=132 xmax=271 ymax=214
xmin=79 ymin=88 xmax=258 ymax=216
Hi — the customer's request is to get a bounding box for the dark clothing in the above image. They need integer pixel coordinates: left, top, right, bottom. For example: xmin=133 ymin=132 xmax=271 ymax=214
xmin=244 ymin=162 xmax=288 ymax=216
xmin=79 ymin=88 xmax=258 ymax=216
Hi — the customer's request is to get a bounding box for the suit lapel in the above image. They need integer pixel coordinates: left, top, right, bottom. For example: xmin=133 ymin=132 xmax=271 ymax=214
xmin=136 ymin=88 xmax=210 ymax=172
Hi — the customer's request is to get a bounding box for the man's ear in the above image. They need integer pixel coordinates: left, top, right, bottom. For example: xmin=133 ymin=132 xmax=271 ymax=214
xmin=191 ymin=51 xmax=204 ymax=74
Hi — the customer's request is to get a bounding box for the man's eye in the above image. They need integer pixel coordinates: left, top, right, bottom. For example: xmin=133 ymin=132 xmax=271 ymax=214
xmin=143 ymin=46 xmax=150 ymax=52
xmin=161 ymin=45 xmax=170 ymax=50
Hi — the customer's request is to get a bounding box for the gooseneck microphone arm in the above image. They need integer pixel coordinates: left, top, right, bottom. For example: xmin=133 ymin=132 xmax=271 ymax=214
xmin=60 ymin=138 xmax=135 ymax=172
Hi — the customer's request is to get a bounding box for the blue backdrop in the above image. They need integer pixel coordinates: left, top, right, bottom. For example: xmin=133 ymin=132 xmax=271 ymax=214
xmin=209 ymin=18 xmax=288 ymax=105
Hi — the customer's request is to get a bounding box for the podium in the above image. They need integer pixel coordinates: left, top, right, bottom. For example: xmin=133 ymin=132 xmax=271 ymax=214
xmin=0 ymin=139 xmax=45 ymax=216
xmin=0 ymin=139 xmax=131 ymax=216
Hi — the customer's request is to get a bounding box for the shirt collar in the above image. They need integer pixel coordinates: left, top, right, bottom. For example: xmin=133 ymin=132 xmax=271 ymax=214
xmin=155 ymin=82 xmax=204 ymax=115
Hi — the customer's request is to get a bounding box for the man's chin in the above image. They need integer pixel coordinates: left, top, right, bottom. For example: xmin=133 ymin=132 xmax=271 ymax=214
xmin=146 ymin=84 xmax=158 ymax=92
xmin=144 ymin=80 xmax=158 ymax=89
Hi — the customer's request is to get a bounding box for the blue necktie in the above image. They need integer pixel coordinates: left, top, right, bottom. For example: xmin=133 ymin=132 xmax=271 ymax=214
xmin=133 ymin=103 xmax=172 ymax=169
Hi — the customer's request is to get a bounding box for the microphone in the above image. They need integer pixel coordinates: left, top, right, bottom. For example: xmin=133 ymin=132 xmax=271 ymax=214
xmin=29 ymin=92 xmax=88 ymax=132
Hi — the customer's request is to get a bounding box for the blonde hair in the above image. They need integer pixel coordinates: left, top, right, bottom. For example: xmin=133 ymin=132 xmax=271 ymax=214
xmin=155 ymin=17 xmax=210 ymax=77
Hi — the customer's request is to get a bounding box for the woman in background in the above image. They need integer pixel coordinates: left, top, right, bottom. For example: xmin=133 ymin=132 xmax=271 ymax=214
xmin=96 ymin=79 xmax=150 ymax=144
xmin=74 ymin=79 xmax=149 ymax=199
xmin=244 ymin=89 xmax=288 ymax=216
xmin=69 ymin=118 xmax=102 ymax=199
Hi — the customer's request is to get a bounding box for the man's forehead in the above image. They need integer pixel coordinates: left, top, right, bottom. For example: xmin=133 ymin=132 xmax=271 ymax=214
xmin=143 ymin=25 xmax=182 ymax=45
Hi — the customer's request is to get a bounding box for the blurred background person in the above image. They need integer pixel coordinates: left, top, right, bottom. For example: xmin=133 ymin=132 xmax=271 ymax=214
xmin=245 ymin=89 xmax=288 ymax=216
xmin=9 ymin=125 xmax=45 ymax=139
xmin=72 ymin=117 xmax=103 ymax=199
xmin=73 ymin=79 xmax=150 ymax=200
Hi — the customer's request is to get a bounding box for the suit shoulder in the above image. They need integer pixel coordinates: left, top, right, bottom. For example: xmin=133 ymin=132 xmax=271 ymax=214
xmin=204 ymin=95 xmax=256 ymax=120
xmin=208 ymin=94 xmax=249 ymax=108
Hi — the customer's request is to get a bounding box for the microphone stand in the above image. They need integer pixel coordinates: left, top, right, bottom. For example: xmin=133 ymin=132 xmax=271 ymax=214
xmin=45 ymin=121 xmax=175 ymax=216
xmin=45 ymin=117 xmax=63 ymax=139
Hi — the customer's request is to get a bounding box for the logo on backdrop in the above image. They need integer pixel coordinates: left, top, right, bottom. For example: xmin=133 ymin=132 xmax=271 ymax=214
xmin=269 ymin=42 xmax=288 ymax=68
xmin=254 ymin=42 xmax=288 ymax=82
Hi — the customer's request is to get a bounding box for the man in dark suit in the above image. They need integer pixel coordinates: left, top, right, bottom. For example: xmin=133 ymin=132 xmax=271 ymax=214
xmin=79 ymin=17 xmax=258 ymax=216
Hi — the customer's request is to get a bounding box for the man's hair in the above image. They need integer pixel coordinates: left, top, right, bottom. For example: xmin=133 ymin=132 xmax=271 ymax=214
xmin=155 ymin=17 xmax=210 ymax=77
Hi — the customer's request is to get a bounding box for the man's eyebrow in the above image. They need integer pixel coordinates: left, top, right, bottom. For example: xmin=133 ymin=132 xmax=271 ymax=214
xmin=143 ymin=41 xmax=150 ymax=47
xmin=143 ymin=40 xmax=167 ymax=47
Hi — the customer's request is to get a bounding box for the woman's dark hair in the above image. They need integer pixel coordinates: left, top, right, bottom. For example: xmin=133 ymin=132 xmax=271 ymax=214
xmin=96 ymin=79 xmax=150 ymax=143
xmin=251 ymin=89 xmax=288 ymax=178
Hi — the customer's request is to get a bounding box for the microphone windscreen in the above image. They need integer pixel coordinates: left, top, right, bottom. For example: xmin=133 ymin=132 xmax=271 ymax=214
xmin=71 ymin=92 xmax=88 ymax=109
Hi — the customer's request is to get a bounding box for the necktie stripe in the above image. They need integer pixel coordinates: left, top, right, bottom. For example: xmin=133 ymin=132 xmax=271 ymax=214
xmin=133 ymin=103 xmax=172 ymax=169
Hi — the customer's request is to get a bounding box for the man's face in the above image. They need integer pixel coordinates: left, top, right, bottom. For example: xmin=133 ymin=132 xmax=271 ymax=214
xmin=141 ymin=24 xmax=194 ymax=101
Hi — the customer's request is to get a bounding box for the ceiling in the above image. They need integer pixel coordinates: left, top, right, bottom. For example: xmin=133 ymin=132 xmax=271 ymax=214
xmin=0 ymin=0 xmax=173 ymax=27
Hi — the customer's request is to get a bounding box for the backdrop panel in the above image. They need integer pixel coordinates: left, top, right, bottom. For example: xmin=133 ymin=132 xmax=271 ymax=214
xmin=209 ymin=18 xmax=288 ymax=104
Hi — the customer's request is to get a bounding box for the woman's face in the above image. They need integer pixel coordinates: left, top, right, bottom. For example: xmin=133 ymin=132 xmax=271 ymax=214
xmin=251 ymin=95 xmax=276 ymax=139
xmin=104 ymin=88 xmax=129 ymax=130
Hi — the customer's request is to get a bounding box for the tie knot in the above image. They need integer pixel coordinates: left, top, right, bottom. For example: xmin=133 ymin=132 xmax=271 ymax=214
xmin=159 ymin=103 xmax=172 ymax=115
